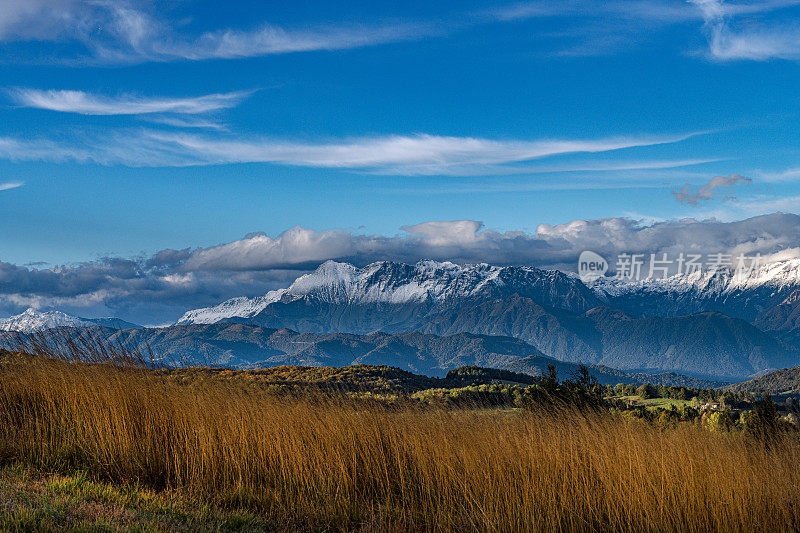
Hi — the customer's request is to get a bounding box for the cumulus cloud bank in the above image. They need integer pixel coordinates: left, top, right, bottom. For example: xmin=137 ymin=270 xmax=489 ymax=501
xmin=2 ymin=213 xmax=800 ymax=324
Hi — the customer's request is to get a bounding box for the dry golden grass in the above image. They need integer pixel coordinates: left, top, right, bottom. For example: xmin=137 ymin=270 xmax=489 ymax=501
xmin=2 ymin=354 xmax=800 ymax=532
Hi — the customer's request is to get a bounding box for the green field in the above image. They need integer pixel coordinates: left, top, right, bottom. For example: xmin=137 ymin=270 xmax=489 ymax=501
xmin=0 ymin=463 xmax=273 ymax=532
xmin=612 ymin=395 xmax=695 ymax=410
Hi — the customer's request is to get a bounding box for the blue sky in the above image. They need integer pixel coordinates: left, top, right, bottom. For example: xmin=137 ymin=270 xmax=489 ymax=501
xmin=2 ymin=0 xmax=800 ymax=323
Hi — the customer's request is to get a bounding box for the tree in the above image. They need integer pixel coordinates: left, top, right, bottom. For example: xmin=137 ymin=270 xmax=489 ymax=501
xmin=542 ymin=364 xmax=558 ymax=393
xmin=636 ymin=383 xmax=655 ymax=399
xmin=742 ymin=396 xmax=779 ymax=443
xmin=704 ymin=410 xmax=734 ymax=432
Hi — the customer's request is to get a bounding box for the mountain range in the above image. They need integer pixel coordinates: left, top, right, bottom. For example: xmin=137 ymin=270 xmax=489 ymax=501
xmin=5 ymin=257 xmax=800 ymax=382
xmin=172 ymin=259 xmax=800 ymax=380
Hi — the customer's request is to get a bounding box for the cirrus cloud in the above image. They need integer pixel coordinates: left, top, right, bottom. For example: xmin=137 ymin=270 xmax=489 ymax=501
xmin=8 ymin=88 xmax=254 ymax=115
xmin=0 ymin=129 xmax=702 ymax=175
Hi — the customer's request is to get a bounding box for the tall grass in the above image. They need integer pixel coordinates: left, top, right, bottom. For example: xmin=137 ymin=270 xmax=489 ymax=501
xmin=1 ymin=348 xmax=800 ymax=531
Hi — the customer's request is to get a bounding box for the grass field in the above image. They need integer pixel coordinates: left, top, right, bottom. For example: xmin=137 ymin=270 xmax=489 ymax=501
xmin=614 ymin=394 xmax=695 ymax=410
xmin=2 ymin=353 xmax=800 ymax=531
xmin=0 ymin=463 xmax=271 ymax=531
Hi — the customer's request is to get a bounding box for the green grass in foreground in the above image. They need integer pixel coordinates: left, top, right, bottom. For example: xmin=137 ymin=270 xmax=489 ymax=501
xmin=613 ymin=395 xmax=694 ymax=410
xmin=0 ymin=463 xmax=274 ymax=532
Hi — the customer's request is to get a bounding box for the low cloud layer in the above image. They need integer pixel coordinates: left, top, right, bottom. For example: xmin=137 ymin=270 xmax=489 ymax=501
xmin=2 ymin=213 xmax=800 ymax=325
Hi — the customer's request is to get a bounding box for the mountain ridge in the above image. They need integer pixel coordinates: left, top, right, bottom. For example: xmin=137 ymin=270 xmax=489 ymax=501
xmin=0 ymin=323 xmax=724 ymax=387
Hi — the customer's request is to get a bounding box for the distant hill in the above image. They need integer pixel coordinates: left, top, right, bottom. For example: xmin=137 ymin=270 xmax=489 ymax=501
xmin=725 ymin=366 xmax=800 ymax=394
xmin=156 ymin=364 xmax=546 ymax=396
xmin=504 ymin=356 xmax=726 ymax=389
xmin=0 ymin=323 xmax=719 ymax=387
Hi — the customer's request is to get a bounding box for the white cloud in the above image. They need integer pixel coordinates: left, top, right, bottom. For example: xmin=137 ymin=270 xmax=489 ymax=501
xmin=125 ymin=131 xmax=700 ymax=171
xmin=691 ymin=0 xmax=800 ymax=60
xmin=0 ymin=182 xmax=23 ymax=191
xmin=181 ymin=213 xmax=800 ymax=273
xmin=492 ymin=0 xmax=800 ymax=58
xmin=757 ymin=167 xmax=800 ymax=182
xmin=0 ymin=1 xmax=436 ymax=64
xmin=692 ymin=194 xmax=800 ymax=221
xmin=671 ymin=173 xmax=752 ymax=205
xmin=141 ymin=116 xmax=228 ymax=131
xmin=8 ymin=88 xmax=253 ymax=115
xmin=0 ymin=0 xmax=81 ymax=41
xmin=150 ymin=23 xmax=434 ymax=61
xmin=0 ymin=130 xmax=699 ymax=174
xmin=1 ymin=0 xmax=798 ymax=64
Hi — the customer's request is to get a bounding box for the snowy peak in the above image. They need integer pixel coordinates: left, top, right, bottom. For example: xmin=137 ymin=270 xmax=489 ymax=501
xmin=176 ymin=290 xmax=287 ymax=325
xmin=0 ymin=309 xmax=140 ymax=333
xmin=0 ymin=308 xmax=95 ymax=333
xmin=282 ymin=259 xmax=569 ymax=305
xmin=177 ymin=259 xmax=601 ymax=325
xmin=589 ymin=258 xmax=800 ymax=321
xmin=591 ymin=258 xmax=800 ymax=297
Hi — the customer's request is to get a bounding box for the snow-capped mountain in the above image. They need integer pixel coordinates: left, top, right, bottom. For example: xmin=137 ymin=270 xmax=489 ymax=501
xmin=177 ymin=259 xmax=602 ymax=326
xmin=0 ymin=308 xmax=141 ymax=333
xmin=179 ymin=258 xmax=800 ymax=328
xmin=176 ymin=291 xmax=287 ymax=325
xmin=591 ymin=259 xmax=800 ymax=321
xmin=0 ymin=309 xmax=95 ymax=333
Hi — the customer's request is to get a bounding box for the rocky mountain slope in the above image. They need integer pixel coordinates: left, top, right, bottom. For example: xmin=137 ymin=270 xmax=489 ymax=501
xmin=754 ymin=290 xmax=800 ymax=345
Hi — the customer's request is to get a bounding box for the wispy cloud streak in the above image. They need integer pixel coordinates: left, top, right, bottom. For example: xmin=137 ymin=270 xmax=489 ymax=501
xmin=691 ymin=0 xmax=800 ymax=60
xmin=8 ymin=88 xmax=253 ymax=115
xmin=0 ymin=130 xmax=700 ymax=173
xmin=0 ymin=1 xmax=438 ymax=64
xmin=672 ymin=173 xmax=751 ymax=205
